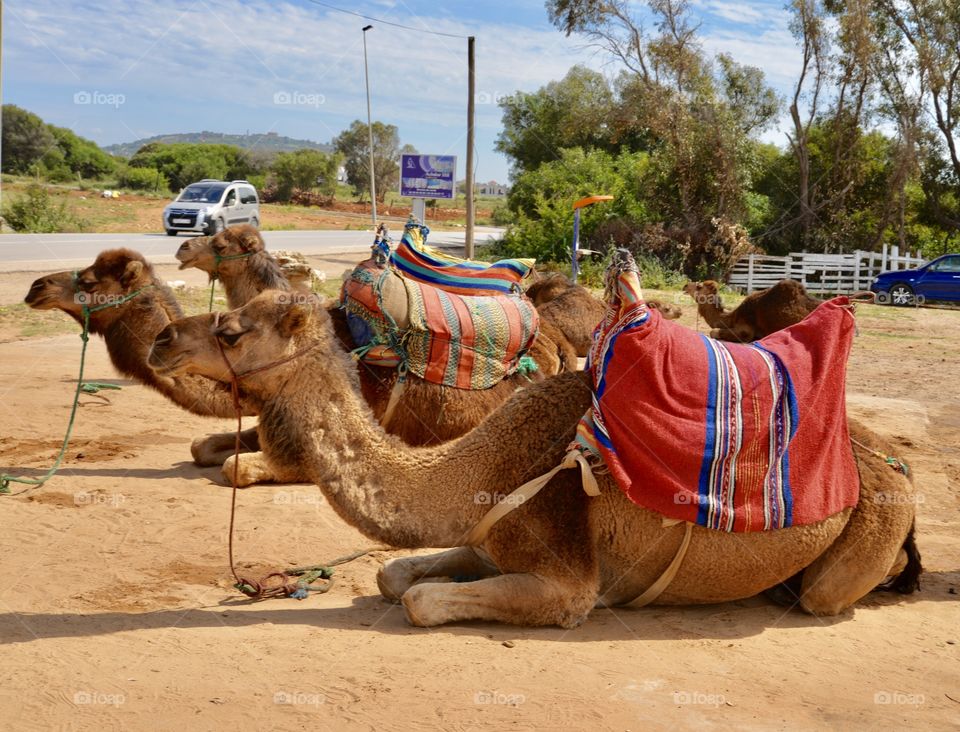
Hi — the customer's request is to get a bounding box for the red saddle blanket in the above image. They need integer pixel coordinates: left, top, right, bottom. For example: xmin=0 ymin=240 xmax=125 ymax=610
xmin=575 ymin=272 xmax=859 ymax=532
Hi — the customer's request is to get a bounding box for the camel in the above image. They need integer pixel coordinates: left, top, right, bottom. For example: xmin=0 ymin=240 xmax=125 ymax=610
xmin=25 ymin=252 xmax=260 ymax=465
xmin=148 ymin=292 xmax=921 ymax=627
xmin=528 ymin=271 xmax=682 ymax=323
xmin=171 ymin=227 xmax=603 ymax=485
xmin=684 ymin=278 xmax=821 ymax=342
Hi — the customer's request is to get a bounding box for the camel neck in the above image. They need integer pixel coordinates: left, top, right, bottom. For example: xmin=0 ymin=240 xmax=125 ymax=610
xmin=252 ymin=321 xmax=592 ymax=549
xmin=220 ymin=252 xmax=289 ymax=310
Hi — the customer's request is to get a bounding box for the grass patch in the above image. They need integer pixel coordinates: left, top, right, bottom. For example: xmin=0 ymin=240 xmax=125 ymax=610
xmin=0 ymin=303 xmax=80 ymax=340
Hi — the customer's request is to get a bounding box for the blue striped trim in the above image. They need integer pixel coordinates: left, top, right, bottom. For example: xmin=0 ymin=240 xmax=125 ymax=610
xmin=696 ymin=335 xmax=719 ymax=527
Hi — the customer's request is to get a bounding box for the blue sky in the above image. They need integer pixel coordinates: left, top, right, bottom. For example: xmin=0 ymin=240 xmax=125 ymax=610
xmin=3 ymin=0 xmax=800 ymax=183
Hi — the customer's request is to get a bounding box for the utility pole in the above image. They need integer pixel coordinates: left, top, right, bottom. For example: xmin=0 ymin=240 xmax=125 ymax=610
xmin=362 ymin=24 xmax=377 ymax=226
xmin=465 ymin=35 xmax=476 ymax=259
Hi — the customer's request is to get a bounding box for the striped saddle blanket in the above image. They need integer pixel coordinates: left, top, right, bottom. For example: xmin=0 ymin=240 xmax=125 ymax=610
xmin=340 ymin=258 xmax=540 ymax=390
xmin=387 ymin=220 xmax=535 ymax=296
xmin=572 ymin=261 xmax=859 ymax=532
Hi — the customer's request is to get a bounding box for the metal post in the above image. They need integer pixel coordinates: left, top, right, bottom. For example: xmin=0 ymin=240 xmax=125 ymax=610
xmin=362 ymin=25 xmax=377 ymax=226
xmin=571 ymin=208 xmax=581 ymax=282
xmin=465 ymin=36 xmax=476 ymax=259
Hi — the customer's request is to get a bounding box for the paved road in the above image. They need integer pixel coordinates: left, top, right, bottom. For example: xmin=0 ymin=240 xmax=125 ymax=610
xmin=0 ymin=228 xmax=505 ymax=272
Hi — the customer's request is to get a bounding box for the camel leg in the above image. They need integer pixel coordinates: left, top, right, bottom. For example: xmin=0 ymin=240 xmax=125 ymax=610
xmin=799 ymin=452 xmax=917 ymax=616
xmin=401 ymin=573 xmax=598 ymax=628
xmin=220 ymin=451 xmax=302 ymax=487
xmin=377 ymin=547 xmax=500 ymax=602
xmin=191 ymin=427 xmax=260 ymax=466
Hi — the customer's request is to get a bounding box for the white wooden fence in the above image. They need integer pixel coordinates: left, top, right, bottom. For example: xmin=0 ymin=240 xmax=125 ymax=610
xmin=727 ymin=243 xmax=925 ymax=294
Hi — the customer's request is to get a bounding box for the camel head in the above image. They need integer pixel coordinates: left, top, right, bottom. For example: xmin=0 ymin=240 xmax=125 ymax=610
xmin=682 ymin=279 xmax=721 ymax=306
xmin=149 ymin=290 xmax=326 ymax=391
xmin=24 ymin=270 xmax=84 ymax=324
xmin=175 ymin=235 xmax=215 ymax=274
xmin=72 ymin=249 xmax=161 ymax=331
xmin=205 ymin=225 xmax=266 ymax=277
xmin=525 ymin=273 xmax=571 ymax=307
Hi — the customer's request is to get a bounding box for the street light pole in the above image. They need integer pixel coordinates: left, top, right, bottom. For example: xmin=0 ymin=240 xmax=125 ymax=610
xmin=362 ymin=25 xmax=377 ymax=226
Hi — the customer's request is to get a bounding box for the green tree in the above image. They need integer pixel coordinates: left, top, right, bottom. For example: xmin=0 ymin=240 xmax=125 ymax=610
xmin=48 ymin=126 xmax=116 ymax=179
xmin=269 ymin=149 xmax=342 ymax=202
xmin=1 ymin=105 xmax=56 ymax=174
xmin=334 ymin=120 xmax=400 ymax=203
xmin=495 ymin=66 xmax=616 ymax=175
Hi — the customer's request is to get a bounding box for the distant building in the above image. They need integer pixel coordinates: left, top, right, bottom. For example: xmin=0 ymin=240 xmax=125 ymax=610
xmin=476 ymin=180 xmax=509 ymax=197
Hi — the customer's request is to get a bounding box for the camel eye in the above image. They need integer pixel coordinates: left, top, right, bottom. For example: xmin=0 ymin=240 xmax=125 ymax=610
xmin=218 ymin=331 xmax=244 ymax=347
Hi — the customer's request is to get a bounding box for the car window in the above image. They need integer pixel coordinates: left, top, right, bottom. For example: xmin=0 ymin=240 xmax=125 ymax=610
xmin=932 ymin=256 xmax=960 ymax=272
xmin=224 ymin=189 xmax=237 ymax=206
xmin=241 ymin=187 xmax=257 ymax=204
xmin=177 ymin=183 xmax=226 ymax=203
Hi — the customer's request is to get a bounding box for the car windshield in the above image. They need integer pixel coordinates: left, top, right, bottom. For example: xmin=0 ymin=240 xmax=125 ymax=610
xmin=177 ymin=183 xmax=226 ymax=203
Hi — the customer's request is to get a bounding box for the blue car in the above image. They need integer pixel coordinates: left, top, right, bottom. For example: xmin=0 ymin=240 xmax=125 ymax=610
xmin=870 ymin=253 xmax=960 ymax=305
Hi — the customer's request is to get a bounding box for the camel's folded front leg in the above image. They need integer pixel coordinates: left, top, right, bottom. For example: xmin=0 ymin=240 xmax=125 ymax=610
xmin=377 ymin=547 xmax=500 ymax=602
xmin=221 ymin=451 xmax=302 ymax=487
xmin=401 ymin=573 xmax=598 ymax=628
xmin=191 ymin=427 xmax=260 ymax=466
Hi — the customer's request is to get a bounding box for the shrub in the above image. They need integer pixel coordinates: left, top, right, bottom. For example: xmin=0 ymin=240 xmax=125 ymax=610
xmin=2 ymin=184 xmax=86 ymax=232
xmin=118 ymin=166 xmax=166 ymax=192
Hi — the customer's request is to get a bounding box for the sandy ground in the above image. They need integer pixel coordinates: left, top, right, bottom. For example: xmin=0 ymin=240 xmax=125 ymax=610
xmin=0 ymin=272 xmax=958 ymax=730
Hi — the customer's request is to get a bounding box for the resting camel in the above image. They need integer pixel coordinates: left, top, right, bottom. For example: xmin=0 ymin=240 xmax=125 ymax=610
xmin=683 ymin=278 xmax=821 ymax=342
xmin=148 ymin=292 xmax=920 ymax=627
xmin=528 ymin=271 xmax=682 ymax=320
xmin=172 ymin=226 xmax=602 ymax=485
xmin=24 ymin=252 xmax=261 ymax=465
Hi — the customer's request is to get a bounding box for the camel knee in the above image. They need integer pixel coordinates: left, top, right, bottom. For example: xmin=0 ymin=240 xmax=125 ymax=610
xmin=192 ymin=435 xmax=229 ymax=466
xmin=377 ymin=559 xmax=415 ymax=603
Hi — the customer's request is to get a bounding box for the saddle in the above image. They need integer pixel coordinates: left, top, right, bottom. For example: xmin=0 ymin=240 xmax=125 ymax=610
xmin=572 ymin=253 xmax=860 ymax=532
xmin=340 ymin=257 xmax=540 ymax=390
xmin=386 ymin=219 xmax=535 ymax=296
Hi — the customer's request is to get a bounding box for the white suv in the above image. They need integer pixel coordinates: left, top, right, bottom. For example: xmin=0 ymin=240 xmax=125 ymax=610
xmin=163 ymin=179 xmax=260 ymax=236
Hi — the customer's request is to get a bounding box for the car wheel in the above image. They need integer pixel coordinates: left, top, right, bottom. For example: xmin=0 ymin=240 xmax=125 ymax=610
xmin=889 ymin=283 xmax=915 ymax=307
xmin=165 ymin=229 xmax=178 ymax=236
xmin=250 ymin=216 xmax=259 ymax=229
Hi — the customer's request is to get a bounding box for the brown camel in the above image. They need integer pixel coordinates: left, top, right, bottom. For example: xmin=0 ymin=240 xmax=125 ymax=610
xmin=148 ymin=293 xmax=920 ymax=627
xmin=684 ymin=279 xmax=821 ymax=342
xmin=25 ymin=252 xmax=260 ymax=465
xmin=173 ymin=229 xmax=600 ymax=485
xmin=528 ymin=271 xmax=682 ymax=322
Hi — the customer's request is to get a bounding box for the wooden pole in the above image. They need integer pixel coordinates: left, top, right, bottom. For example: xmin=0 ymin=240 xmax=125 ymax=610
xmin=465 ymin=35 xmax=476 ymax=259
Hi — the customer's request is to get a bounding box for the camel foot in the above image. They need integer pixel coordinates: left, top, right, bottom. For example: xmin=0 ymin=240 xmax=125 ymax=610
xmin=221 ymin=452 xmax=277 ymax=487
xmin=192 ymin=427 xmax=260 ymax=466
xmin=377 ymin=548 xmax=499 ymax=603
xmin=400 ymin=573 xmax=595 ymax=628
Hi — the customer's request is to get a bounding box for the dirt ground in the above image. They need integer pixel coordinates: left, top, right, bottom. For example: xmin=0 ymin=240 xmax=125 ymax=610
xmin=0 ymin=269 xmax=958 ymax=730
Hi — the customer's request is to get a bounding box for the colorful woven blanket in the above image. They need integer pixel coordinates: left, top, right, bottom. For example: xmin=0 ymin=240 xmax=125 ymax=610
xmin=340 ymin=259 xmax=540 ymax=390
xmin=388 ymin=219 xmax=535 ymax=296
xmin=572 ymin=257 xmax=859 ymax=532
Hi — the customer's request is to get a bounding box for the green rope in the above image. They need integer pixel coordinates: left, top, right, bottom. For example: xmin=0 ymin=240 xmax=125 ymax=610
xmin=208 ymin=278 xmax=217 ymax=312
xmin=0 ymin=285 xmax=153 ymax=495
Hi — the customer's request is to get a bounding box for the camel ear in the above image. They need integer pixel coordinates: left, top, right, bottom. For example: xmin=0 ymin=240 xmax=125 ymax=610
xmin=279 ymin=304 xmax=311 ymax=336
xmin=121 ymin=260 xmax=144 ymax=287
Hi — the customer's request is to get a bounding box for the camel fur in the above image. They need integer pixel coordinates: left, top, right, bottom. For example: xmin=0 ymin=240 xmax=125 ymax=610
xmin=25 ymin=252 xmax=260 ymax=466
xmin=684 ymin=278 xmax=821 ymax=342
xmin=148 ymin=292 xmax=921 ymax=627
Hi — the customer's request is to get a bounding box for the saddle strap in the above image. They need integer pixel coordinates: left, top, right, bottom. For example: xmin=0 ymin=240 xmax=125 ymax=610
xmin=380 ymin=376 xmax=407 ymax=430
xmin=628 ymin=521 xmax=694 ymax=607
xmin=462 ymin=451 xmax=599 ymax=547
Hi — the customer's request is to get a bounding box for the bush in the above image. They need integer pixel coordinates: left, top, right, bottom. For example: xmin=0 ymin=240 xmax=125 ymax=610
xmin=118 ymin=166 xmax=166 ymax=192
xmin=2 ymin=184 xmax=86 ymax=232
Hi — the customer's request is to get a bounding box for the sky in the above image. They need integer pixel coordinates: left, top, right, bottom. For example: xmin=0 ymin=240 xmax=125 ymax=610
xmin=3 ymin=0 xmax=802 ymax=183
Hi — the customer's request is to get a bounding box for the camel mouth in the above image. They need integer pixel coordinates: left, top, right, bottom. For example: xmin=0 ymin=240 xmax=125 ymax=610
xmin=148 ymin=349 xmax=188 ymax=376
xmin=25 ymin=286 xmax=58 ymax=309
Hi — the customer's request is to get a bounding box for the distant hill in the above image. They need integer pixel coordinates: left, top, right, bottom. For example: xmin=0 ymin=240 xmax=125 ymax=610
xmin=105 ymin=131 xmax=334 ymax=158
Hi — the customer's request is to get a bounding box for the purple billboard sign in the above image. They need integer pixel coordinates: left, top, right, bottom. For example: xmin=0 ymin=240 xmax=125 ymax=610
xmin=400 ymin=154 xmax=457 ymax=199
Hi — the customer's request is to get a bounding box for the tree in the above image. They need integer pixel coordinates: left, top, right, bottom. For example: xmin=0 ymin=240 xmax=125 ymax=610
xmin=1 ymin=105 xmax=56 ymax=174
xmin=48 ymin=126 xmax=116 ymax=179
xmin=495 ymin=66 xmax=616 ymax=174
xmin=334 ymin=120 xmax=400 ymax=203
xmin=269 ymin=149 xmax=342 ymax=202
